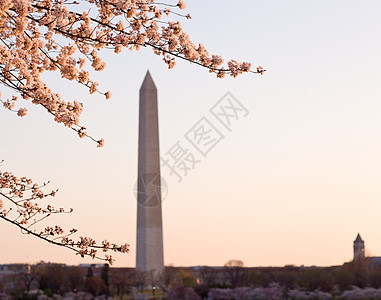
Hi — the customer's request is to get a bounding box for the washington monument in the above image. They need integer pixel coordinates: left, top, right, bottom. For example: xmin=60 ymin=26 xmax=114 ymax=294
xmin=136 ymin=71 xmax=164 ymax=275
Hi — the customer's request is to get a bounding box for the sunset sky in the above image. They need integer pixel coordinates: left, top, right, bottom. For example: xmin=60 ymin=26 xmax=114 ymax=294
xmin=1 ymin=0 xmax=381 ymax=268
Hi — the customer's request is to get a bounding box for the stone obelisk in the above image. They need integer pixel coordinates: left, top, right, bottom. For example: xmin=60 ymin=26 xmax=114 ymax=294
xmin=136 ymin=71 xmax=164 ymax=275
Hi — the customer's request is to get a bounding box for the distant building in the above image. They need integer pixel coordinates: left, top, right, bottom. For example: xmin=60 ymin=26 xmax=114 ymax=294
xmin=353 ymin=233 xmax=381 ymax=268
xmin=78 ymin=263 xmax=105 ymax=268
xmin=353 ymin=233 xmax=365 ymax=261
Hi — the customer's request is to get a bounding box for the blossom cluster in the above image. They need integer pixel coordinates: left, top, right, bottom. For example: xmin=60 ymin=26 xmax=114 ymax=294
xmin=208 ymin=284 xmax=283 ymax=300
xmin=0 ymin=167 xmax=129 ymax=264
xmin=339 ymin=286 xmax=381 ymax=299
xmin=208 ymin=285 xmax=333 ymax=300
xmin=0 ymin=0 xmax=262 ymax=145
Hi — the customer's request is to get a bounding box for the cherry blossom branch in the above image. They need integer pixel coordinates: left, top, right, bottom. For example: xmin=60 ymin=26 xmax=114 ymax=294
xmin=0 ymin=168 xmax=129 ymax=264
xmin=0 ymin=0 xmax=264 ymax=147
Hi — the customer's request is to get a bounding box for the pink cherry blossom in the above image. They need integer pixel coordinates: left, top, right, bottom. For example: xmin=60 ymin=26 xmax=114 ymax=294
xmin=0 ymin=167 xmax=130 ymax=263
xmin=0 ymin=0 xmax=261 ymax=146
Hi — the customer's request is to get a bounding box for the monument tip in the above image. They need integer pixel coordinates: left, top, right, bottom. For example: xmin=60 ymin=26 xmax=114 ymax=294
xmin=140 ymin=70 xmax=156 ymax=91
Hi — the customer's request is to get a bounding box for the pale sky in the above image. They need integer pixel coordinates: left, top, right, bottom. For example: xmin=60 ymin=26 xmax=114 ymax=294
xmin=1 ymin=0 xmax=381 ymax=268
